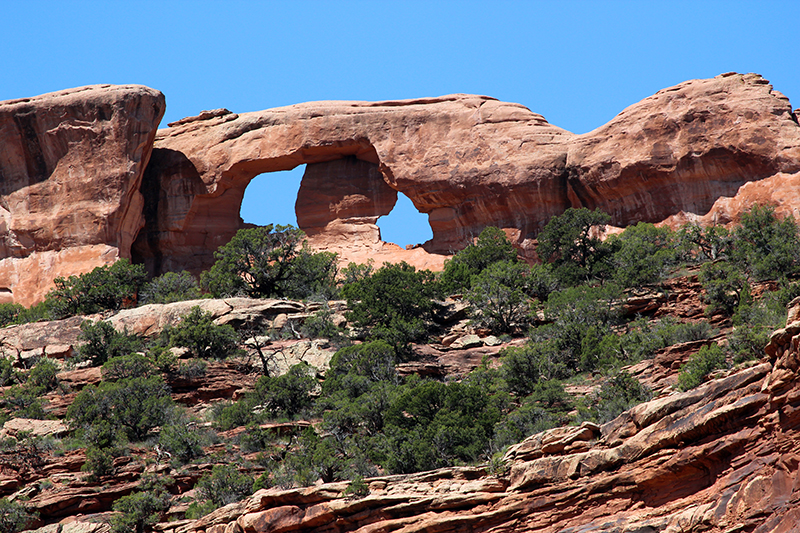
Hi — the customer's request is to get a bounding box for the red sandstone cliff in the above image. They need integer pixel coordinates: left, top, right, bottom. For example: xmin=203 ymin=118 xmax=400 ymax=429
xmin=1 ymin=74 xmax=799 ymax=304
xmin=0 ymin=85 xmax=165 ymax=306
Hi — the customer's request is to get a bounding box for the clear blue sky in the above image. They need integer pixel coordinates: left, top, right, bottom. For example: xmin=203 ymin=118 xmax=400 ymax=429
xmin=2 ymin=1 xmax=798 ymax=246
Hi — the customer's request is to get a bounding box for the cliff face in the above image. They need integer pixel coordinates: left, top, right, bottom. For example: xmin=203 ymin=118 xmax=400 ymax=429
xmin=1 ymin=74 xmax=799 ymax=303
xmin=0 ymin=85 xmax=165 ymax=306
xmin=136 ymin=72 xmax=800 ymax=278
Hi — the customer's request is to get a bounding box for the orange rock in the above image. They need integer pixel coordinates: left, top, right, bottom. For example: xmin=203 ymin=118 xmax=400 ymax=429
xmin=139 ymin=73 xmax=800 ymax=277
xmin=0 ymin=85 xmax=165 ymax=306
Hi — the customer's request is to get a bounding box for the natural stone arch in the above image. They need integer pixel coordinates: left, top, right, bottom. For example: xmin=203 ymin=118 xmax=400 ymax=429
xmin=132 ymin=137 xmax=418 ymax=276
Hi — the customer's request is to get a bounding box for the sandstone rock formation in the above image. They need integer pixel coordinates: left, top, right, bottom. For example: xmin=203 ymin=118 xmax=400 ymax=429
xmin=137 ymin=72 xmax=800 ymax=277
xmin=0 ymin=85 xmax=165 ymax=306
xmin=2 ymin=74 xmax=800 ymax=304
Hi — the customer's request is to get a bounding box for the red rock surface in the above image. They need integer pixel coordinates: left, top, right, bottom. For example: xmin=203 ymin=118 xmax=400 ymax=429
xmin=137 ymin=73 xmax=800 ymax=277
xmin=2 ymin=74 xmax=799 ymax=303
xmin=0 ymin=85 xmax=165 ymax=306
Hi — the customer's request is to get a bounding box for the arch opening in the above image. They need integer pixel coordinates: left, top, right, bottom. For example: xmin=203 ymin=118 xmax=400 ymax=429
xmin=377 ymin=191 xmax=433 ymax=248
xmin=240 ymin=165 xmax=306 ymax=227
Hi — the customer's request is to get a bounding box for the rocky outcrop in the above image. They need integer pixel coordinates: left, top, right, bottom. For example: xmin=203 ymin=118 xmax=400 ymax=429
xmin=137 ymin=72 xmax=800 ymax=277
xmin=0 ymin=85 xmax=165 ymax=306
xmin=2 ymin=74 xmax=799 ymax=303
xmin=161 ymin=303 xmax=800 ymax=533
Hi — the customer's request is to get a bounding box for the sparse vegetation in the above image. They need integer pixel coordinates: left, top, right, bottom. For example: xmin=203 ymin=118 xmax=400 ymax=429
xmin=1 ymin=204 xmax=798 ymax=528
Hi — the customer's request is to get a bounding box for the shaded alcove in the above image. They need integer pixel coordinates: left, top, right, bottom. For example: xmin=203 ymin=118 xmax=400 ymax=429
xmin=377 ymin=191 xmax=433 ymax=248
xmin=240 ymin=165 xmax=306 ymax=227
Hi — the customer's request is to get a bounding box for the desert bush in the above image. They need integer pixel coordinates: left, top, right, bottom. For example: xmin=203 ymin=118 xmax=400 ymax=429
xmin=342 ymin=262 xmax=436 ymax=355
xmin=323 ymin=340 xmax=398 ymax=399
xmin=140 ymin=271 xmax=201 ymax=304
xmin=439 ymin=226 xmax=518 ymax=293
xmin=382 ymin=378 xmax=502 ymax=474
xmin=583 ymin=371 xmax=651 ymax=424
xmin=77 ymin=320 xmax=144 ymax=366
xmin=677 ymin=344 xmax=727 ymax=391
xmin=82 ymin=445 xmax=115 ymax=480
xmin=201 ymin=225 xmax=337 ymax=299
xmin=0 ymin=304 xmax=24 ymax=328
xmin=67 ymin=375 xmax=174 ymax=442
xmin=165 ymin=306 xmax=241 ymax=360
xmin=158 ymin=413 xmax=210 ymax=464
xmin=608 ymin=222 xmax=679 ymax=288
xmin=466 ymin=260 xmax=535 ymax=334
xmin=46 ymin=259 xmax=147 ymax=318
xmin=0 ymin=498 xmax=37 ymax=533
xmin=101 ymin=353 xmax=155 ymax=381
xmin=195 ymin=464 xmax=253 ymax=507
xmin=731 ymin=204 xmax=800 ymax=281
xmin=537 ymin=208 xmax=613 ymax=285
xmin=110 ymin=475 xmax=171 ymax=533
xmin=251 ymin=363 xmax=316 ymax=419
xmin=699 ymin=261 xmax=749 ymax=316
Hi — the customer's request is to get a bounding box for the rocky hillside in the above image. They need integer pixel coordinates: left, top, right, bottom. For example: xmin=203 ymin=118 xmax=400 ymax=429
xmin=0 ymin=275 xmax=796 ymax=532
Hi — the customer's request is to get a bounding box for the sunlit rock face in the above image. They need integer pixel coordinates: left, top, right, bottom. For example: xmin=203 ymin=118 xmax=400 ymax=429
xmin=139 ymin=73 xmax=800 ymax=276
xmin=0 ymin=84 xmax=165 ymax=306
xmin=2 ymin=73 xmax=799 ymax=303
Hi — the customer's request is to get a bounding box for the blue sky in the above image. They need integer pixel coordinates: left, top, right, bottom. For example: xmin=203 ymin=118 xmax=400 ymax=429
xmin=3 ymin=1 xmax=799 ymax=246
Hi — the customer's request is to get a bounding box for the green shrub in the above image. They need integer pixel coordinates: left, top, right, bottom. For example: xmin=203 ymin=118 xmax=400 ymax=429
xmin=678 ymin=224 xmax=732 ymax=263
xmin=583 ymin=371 xmax=651 ymax=424
xmin=382 ymin=379 xmax=502 ymax=474
xmin=46 ymin=259 xmax=147 ymax=318
xmin=300 ymin=306 xmax=349 ymax=346
xmin=0 ymin=304 xmax=24 ymax=328
xmin=110 ymin=479 xmax=171 ymax=533
xmin=27 ymin=357 xmax=59 ymax=393
xmin=158 ymin=414 xmax=209 ymax=464
xmin=77 ymin=320 xmax=144 ymax=366
xmin=608 ymin=222 xmax=678 ymax=288
xmin=0 ymin=498 xmax=37 ymax=533
xmin=176 ymin=359 xmax=208 ymax=380
xmin=340 ymin=261 xmax=374 ymax=285
xmin=166 ymin=306 xmax=241 ymax=360
xmin=67 ymin=376 xmax=174 ymax=442
xmin=101 ymin=353 xmax=155 ymax=381
xmin=699 ymin=261 xmax=749 ymax=316
xmin=493 ymin=400 xmax=558 ymax=449
xmin=466 ymin=260 xmax=535 ymax=334
xmin=251 ymin=363 xmax=316 ymax=419
xmin=0 ymin=359 xmax=18 ymax=388
xmin=677 ymin=344 xmax=727 ymax=391
xmin=200 ymin=225 xmax=337 ymax=299
xmin=82 ymin=445 xmax=115 ymax=480
xmin=342 ymin=262 xmax=436 ymax=356
xmin=731 ymin=204 xmax=800 ymax=281
xmin=343 ymin=475 xmax=370 ymax=498
xmin=323 ymin=340 xmax=398 ymax=399
xmin=537 ymin=208 xmax=613 ymax=286
xmin=194 ymin=464 xmax=253 ymax=507
xmin=140 ymin=271 xmax=201 ymax=304
xmin=439 ymin=226 xmax=518 ymax=294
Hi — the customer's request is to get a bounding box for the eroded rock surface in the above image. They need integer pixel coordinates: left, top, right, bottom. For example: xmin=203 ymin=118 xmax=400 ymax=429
xmin=0 ymin=85 xmax=165 ymax=306
xmin=138 ymin=73 xmax=800 ymax=277
xmin=2 ymin=74 xmax=799 ymax=304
